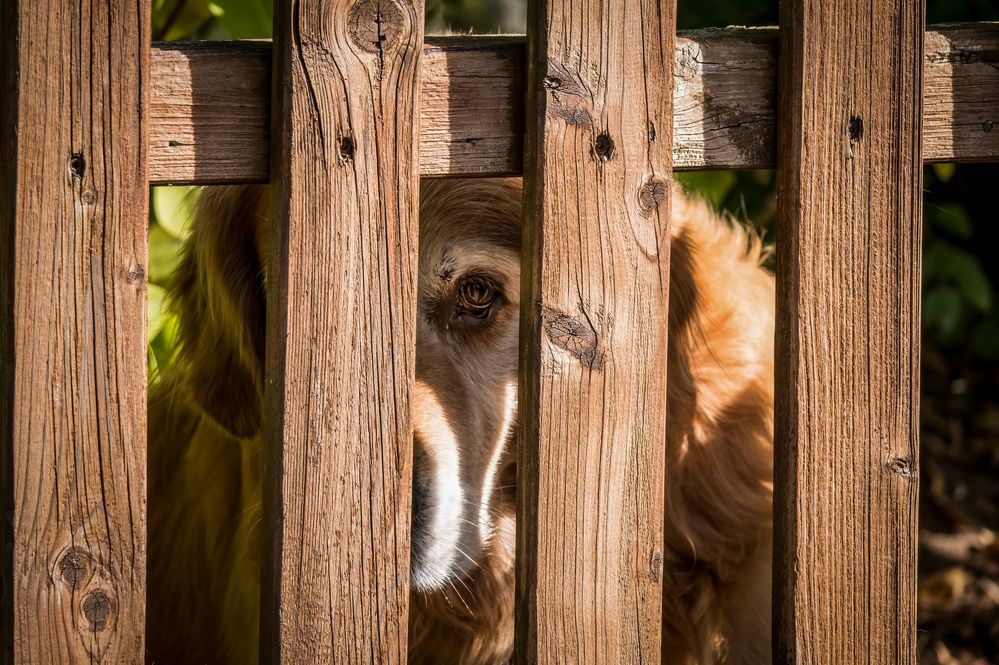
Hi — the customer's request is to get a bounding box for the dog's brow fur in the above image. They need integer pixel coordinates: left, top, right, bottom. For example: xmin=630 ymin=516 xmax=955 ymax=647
xmin=147 ymin=178 xmax=775 ymax=664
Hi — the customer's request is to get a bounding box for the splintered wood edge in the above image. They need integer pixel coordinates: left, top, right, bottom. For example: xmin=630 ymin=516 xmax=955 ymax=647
xmin=149 ymin=24 xmax=999 ymax=185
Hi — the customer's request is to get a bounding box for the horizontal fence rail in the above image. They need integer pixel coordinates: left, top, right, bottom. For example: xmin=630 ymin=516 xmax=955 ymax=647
xmin=148 ymin=23 xmax=999 ymax=185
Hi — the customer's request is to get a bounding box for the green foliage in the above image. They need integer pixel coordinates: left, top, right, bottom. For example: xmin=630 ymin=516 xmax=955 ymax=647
xmin=922 ymin=165 xmax=999 ymax=357
xmin=147 ymin=187 xmax=196 ymax=378
xmin=211 ymin=0 xmax=273 ymax=38
xmin=153 ymin=0 xmax=219 ymax=40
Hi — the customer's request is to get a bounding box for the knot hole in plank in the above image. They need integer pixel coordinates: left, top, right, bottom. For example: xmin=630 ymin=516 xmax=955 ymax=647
xmin=69 ymin=152 xmax=86 ymax=180
xmin=848 ymin=116 xmax=864 ymax=142
xmin=593 ymin=131 xmax=615 ymax=162
xmin=348 ymin=0 xmax=406 ymax=55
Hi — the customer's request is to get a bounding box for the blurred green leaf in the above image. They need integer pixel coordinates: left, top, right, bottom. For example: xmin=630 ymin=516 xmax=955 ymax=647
xmin=148 ymin=283 xmax=169 ymax=343
xmin=972 ymin=309 xmax=999 ymax=359
xmin=152 ymin=186 xmax=197 ymax=239
xmin=148 ymin=284 xmax=181 ymax=379
xmin=676 ymin=171 xmax=738 ymax=209
xmin=950 ymin=253 xmax=992 ymax=312
xmin=154 ymin=0 xmax=217 ymax=40
xmin=149 ymin=318 xmax=180 ymax=380
xmin=929 ymin=202 xmax=973 ymax=239
xmin=149 ymin=223 xmax=183 ymax=286
xmin=923 ymin=242 xmax=941 ymax=284
xmin=212 ymin=0 xmax=272 ymax=38
xmin=924 ymin=286 xmax=964 ymax=340
xmin=932 ymin=163 xmax=956 ymax=183
xmin=926 ymin=241 xmax=993 ymax=312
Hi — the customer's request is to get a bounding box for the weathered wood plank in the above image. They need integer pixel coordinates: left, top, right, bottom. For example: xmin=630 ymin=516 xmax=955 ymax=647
xmin=774 ymin=1 xmax=922 ymax=664
xmin=148 ymin=23 xmax=999 ymax=184
xmin=150 ymin=41 xmax=272 ymax=185
xmin=0 ymin=0 xmax=148 ymax=662
xmin=260 ymin=0 xmax=422 ymax=661
xmin=515 ymin=0 xmax=674 ymax=661
xmin=924 ymin=23 xmax=999 ymax=164
xmin=149 ymin=36 xmax=523 ymax=184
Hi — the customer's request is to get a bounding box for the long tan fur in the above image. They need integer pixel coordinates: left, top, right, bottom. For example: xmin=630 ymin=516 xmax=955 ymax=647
xmin=147 ymin=179 xmax=774 ymax=664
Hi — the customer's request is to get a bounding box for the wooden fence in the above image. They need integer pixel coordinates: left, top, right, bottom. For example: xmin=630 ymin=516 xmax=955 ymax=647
xmin=1 ymin=0 xmax=997 ymax=661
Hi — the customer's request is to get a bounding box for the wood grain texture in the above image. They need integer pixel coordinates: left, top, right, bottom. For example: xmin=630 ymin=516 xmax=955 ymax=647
xmin=0 ymin=0 xmax=148 ymax=662
xmin=515 ymin=0 xmax=674 ymax=662
xmin=923 ymin=23 xmax=999 ymax=164
xmin=260 ymin=0 xmax=422 ymax=662
xmin=774 ymin=1 xmax=922 ymax=664
xmin=420 ymin=36 xmax=525 ymax=177
xmin=150 ymin=41 xmax=272 ymax=185
xmin=147 ymin=23 xmax=999 ymax=184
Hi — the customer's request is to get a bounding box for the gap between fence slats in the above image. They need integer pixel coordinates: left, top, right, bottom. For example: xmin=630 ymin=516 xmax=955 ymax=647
xmin=260 ymin=0 xmax=423 ymax=661
xmin=148 ymin=23 xmax=999 ymax=185
xmin=0 ymin=0 xmax=149 ymax=661
xmin=773 ymin=0 xmax=923 ymax=663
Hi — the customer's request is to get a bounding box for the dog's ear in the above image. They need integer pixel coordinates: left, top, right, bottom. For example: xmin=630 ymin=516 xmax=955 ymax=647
xmin=167 ymin=186 xmax=269 ymax=440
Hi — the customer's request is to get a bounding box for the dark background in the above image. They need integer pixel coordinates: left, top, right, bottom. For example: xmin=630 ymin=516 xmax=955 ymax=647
xmin=149 ymin=1 xmax=999 ymax=662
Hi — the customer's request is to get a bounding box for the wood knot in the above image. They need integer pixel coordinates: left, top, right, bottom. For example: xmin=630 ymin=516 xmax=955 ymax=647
xmin=126 ymin=265 xmax=145 ymax=284
xmin=348 ymin=0 xmax=405 ymax=55
xmin=542 ymin=75 xmax=561 ymax=91
xmin=984 ymin=119 xmax=994 ymax=133
xmin=542 ymin=306 xmax=605 ymax=370
xmin=638 ymin=178 xmax=668 ymax=217
xmin=648 ymin=551 xmax=663 ymax=582
xmin=593 ymin=132 xmax=615 ymax=162
xmin=58 ymin=547 xmax=92 ymax=590
xmin=82 ymin=591 xmax=113 ymax=631
xmin=81 ymin=188 xmax=97 ymax=204
xmin=886 ymin=457 xmax=913 ymax=478
xmin=550 ymin=104 xmax=591 ymax=126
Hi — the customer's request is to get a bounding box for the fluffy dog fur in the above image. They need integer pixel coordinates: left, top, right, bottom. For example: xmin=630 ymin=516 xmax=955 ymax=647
xmin=147 ymin=178 xmax=774 ymax=664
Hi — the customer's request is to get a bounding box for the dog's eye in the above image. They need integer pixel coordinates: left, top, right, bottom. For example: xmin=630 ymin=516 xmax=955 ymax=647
xmin=454 ymin=275 xmax=500 ymax=322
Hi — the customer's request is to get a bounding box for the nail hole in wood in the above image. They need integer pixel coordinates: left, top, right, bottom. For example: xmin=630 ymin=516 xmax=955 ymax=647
xmin=848 ymin=116 xmax=864 ymax=142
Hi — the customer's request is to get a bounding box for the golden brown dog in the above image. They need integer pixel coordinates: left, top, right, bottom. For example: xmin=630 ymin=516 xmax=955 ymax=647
xmin=147 ymin=178 xmax=774 ymax=664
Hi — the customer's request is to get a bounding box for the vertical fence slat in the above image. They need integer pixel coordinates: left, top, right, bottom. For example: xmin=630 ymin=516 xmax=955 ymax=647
xmin=261 ymin=0 xmax=423 ymax=661
xmin=516 ymin=0 xmax=676 ymax=661
xmin=0 ymin=0 xmax=149 ymax=661
xmin=774 ymin=1 xmax=923 ymax=663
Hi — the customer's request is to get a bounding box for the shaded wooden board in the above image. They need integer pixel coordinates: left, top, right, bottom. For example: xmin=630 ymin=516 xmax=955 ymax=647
xmin=0 ymin=0 xmax=148 ymax=662
xmin=774 ymin=0 xmax=923 ymax=663
xmin=148 ymin=23 xmax=999 ymax=184
xmin=515 ymin=0 xmax=674 ymax=661
xmin=260 ymin=0 xmax=422 ymax=661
